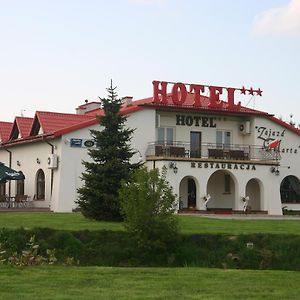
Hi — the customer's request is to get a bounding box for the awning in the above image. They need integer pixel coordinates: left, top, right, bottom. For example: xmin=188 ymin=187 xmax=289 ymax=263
xmin=0 ymin=163 xmax=25 ymax=182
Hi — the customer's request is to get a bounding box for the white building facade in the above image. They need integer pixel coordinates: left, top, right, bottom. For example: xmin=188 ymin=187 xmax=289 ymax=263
xmin=1 ymin=80 xmax=300 ymax=215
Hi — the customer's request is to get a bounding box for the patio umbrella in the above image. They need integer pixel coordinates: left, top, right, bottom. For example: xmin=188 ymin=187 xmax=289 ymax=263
xmin=0 ymin=162 xmax=25 ymax=182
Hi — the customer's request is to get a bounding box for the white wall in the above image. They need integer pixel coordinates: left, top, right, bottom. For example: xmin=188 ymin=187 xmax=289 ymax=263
xmin=2 ymin=107 xmax=300 ymax=215
xmin=0 ymin=140 xmax=60 ymax=208
xmin=50 ymin=109 xmax=156 ymax=212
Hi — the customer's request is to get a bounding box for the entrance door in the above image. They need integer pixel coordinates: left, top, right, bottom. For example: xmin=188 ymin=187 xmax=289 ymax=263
xmin=188 ymin=178 xmax=196 ymax=208
xmin=190 ymin=131 xmax=201 ymax=158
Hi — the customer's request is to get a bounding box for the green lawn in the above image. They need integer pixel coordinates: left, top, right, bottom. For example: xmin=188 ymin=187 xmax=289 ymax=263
xmin=0 ymin=266 xmax=299 ymax=300
xmin=1 ymin=212 xmax=300 ymax=235
xmin=179 ymin=215 xmax=300 ymax=235
xmin=0 ymin=212 xmax=123 ymax=231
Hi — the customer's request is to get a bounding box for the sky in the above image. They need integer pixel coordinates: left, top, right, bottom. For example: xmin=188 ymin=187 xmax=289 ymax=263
xmin=0 ymin=0 xmax=299 ymax=124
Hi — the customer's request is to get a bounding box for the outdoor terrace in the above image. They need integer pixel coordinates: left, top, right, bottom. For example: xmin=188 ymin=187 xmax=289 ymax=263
xmin=145 ymin=142 xmax=280 ymax=164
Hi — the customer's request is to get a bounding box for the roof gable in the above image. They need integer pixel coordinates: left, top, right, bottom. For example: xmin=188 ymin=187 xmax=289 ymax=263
xmin=30 ymin=111 xmax=95 ymax=136
xmin=0 ymin=122 xmax=13 ymax=143
xmin=9 ymin=117 xmax=33 ymax=140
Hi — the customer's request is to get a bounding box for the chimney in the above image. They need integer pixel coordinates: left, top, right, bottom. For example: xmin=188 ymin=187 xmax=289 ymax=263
xmin=122 ymin=96 xmax=133 ymax=107
xmin=76 ymin=100 xmax=101 ymax=115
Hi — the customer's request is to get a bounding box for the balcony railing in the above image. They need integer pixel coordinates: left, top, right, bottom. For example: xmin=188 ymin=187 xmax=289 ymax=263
xmin=145 ymin=141 xmax=280 ymax=162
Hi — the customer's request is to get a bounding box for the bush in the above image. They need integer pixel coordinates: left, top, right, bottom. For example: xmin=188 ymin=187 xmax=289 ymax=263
xmin=119 ymin=167 xmax=180 ymax=258
xmin=1 ymin=227 xmax=300 ymax=269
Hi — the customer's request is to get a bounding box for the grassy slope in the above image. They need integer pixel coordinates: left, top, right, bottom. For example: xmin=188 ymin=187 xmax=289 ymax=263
xmin=1 ymin=212 xmax=300 ymax=235
xmin=178 ymin=215 xmax=300 ymax=235
xmin=1 ymin=213 xmax=300 ymax=298
xmin=0 ymin=266 xmax=299 ymax=300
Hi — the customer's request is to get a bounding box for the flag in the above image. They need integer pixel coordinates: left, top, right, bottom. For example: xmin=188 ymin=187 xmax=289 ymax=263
xmin=268 ymin=139 xmax=281 ymax=150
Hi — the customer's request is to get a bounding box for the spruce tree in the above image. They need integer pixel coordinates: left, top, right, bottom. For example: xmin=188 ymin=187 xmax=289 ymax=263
xmin=77 ymin=82 xmax=140 ymax=221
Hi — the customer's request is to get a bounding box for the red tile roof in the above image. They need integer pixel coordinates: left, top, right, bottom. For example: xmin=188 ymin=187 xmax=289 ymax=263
xmin=268 ymin=116 xmax=300 ymax=135
xmin=9 ymin=117 xmax=34 ymax=140
xmin=85 ymin=93 xmax=269 ymax=117
xmin=1 ymin=92 xmax=300 ymax=147
xmin=138 ymin=93 xmax=269 ymax=116
xmin=48 ymin=94 xmax=300 ymax=137
xmin=16 ymin=117 xmax=34 ymax=138
xmin=34 ymin=111 xmax=94 ymax=134
xmin=0 ymin=122 xmax=13 ymax=143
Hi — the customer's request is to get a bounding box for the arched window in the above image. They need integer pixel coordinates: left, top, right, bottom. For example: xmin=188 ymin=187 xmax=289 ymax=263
xmin=280 ymin=176 xmax=300 ymax=203
xmin=36 ymin=169 xmax=45 ymax=200
xmin=16 ymin=179 xmax=24 ymax=196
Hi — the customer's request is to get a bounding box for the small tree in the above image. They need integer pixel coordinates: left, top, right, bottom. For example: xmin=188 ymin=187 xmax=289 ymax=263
xmin=119 ymin=167 xmax=180 ymax=253
xmin=77 ymin=82 xmax=140 ymax=221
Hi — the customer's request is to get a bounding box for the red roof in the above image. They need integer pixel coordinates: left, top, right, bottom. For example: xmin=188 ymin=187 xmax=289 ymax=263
xmin=0 ymin=122 xmax=13 ymax=143
xmin=138 ymin=93 xmax=269 ymax=116
xmin=9 ymin=117 xmax=34 ymax=140
xmin=1 ymin=92 xmax=300 ymax=147
xmin=268 ymin=116 xmax=300 ymax=135
xmin=33 ymin=111 xmax=94 ymax=134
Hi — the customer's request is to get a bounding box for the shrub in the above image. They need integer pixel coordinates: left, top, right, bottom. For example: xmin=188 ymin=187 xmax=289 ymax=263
xmin=120 ymin=167 xmax=180 ymax=260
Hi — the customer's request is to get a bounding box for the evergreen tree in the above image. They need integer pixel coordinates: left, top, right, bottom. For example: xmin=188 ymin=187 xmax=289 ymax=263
xmin=77 ymin=82 xmax=140 ymax=221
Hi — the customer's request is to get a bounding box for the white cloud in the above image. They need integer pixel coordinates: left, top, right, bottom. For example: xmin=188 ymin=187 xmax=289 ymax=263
xmin=253 ymin=0 xmax=300 ymax=36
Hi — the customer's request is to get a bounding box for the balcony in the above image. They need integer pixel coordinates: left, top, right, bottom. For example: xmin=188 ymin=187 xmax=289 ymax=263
xmin=145 ymin=142 xmax=280 ymax=163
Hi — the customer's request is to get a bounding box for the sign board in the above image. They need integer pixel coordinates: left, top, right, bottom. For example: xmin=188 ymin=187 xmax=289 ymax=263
xmin=152 ymin=80 xmax=262 ymax=110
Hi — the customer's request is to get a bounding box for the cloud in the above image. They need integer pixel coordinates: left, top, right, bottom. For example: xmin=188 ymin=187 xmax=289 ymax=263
xmin=253 ymin=0 xmax=300 ymax=36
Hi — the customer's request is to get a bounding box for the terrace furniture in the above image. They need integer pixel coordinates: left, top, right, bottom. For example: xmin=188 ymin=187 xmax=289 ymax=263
xmin=155 ymin=145 xmax=164 ymax=156
xmin=208 ymin=148 xmax=224 ymax=159
xmin=15 ymin=195 xmax=29 ymax=208
xmin=243 ymin=152 xmax=250 ymax=160
xmin=169 ymin=146 xmax=185 ymax=157
xmin=229 ymin=150 xmax=245 ymax=160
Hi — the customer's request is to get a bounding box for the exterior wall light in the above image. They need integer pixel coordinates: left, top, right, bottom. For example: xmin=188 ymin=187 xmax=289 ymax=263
xmin=270 ymin=166 xmax=280 ymax=175
xmin=169 ymin=162 xmax=178 ymax=174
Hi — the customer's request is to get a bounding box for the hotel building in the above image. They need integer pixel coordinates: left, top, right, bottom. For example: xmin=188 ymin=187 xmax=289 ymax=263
xmin=0 ymin=80 xmax=299 ymax=215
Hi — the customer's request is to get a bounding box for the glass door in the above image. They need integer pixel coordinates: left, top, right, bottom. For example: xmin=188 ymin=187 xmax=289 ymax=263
xmin=190 ymin=131 xmax=201 ymax=158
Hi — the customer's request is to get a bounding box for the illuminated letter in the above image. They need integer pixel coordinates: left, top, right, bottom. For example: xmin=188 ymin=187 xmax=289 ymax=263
xmin=226 ymin=87 xmax=240 ymax=110
xmin=172 ymin=82 xmax=187 ymax=105
xmin=190 ymin=84 xmax=204 ymax=107
xmin=152 ymin=81 xmax=168 ymax=104
xmin=208 ymin=86 xmax=223 ymax=108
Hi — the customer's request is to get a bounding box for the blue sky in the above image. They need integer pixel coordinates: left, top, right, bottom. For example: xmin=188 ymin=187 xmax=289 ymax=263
xmin=0 ymin=0 xmax=299 ymax=124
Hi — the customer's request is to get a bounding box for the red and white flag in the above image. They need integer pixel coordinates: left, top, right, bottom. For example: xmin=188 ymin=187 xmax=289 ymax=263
xmin=268 ymin=139 xmax=281 ymax=150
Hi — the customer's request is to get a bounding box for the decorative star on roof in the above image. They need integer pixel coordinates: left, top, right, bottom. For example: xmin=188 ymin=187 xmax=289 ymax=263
xmin=240 ymin=86 xmax=246 ymax=94
xmin=256 ymin=88 xmax=263 ymax=96
xmin=248 ymin=87 xmax=254 ymax=95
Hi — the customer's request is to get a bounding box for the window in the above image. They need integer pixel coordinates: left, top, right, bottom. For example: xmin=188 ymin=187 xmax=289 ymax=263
xmin=16 ymin=180 xmax=24 ymax=196
xmin=157 ymin=127 xmax=174 ymax=145
xmin=224 ymin=174 xmax=231 ymax=193
xmin=190 ymin=131 xmax=202 ymax=158
xmin=216 ymin=131 xmax=231 ymax=148
xmin=280 ymin=176 xmax=300 ymax=203
xmin=36 ymin=169 xmax=45 ymax=200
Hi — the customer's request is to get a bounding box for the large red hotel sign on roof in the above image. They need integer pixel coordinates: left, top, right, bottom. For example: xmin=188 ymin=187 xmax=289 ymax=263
xmin=152 ymin=80 xmax=262 ymax=110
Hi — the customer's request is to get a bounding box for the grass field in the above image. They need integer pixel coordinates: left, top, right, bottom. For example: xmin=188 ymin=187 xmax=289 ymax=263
xmin=1 ymin=212 xmax=300 ymax=235
xmin=1 ymin=213 xmax=300 ymax=298
xmin=0 ymin=266 xmax=299 ymax=300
